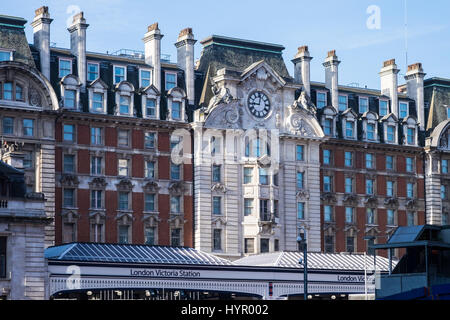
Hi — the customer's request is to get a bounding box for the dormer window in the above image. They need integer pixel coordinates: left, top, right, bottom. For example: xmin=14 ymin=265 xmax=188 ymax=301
xmin=140 ymin=69 xmax=152 ymax=88
xmin=114 ymin=66 xmax=126 ymax=84
xmin=88 ymin=78 xmax=108 ymax=114
xmin=172 ymin=101 xmax=181 ymax=120
xmin=165 ymin=72 xmax=177 ymax=90
xmin=345 ymin=120 xmax=354 ymax=138
xmin=92 ymin=93 xmax=103 ymax=112
xmin=407 ymin=128 xmax=415 ymax=145
xmin=323 ymin=119 xmax=332 ymax=135
xmin=317 ymin=91 xmax=327 ymax=109
xmin=119 ymin=96 xmax=130 ymax=115
xmin=167 ymin=87 xmax=186 ymax=122
xmin=114 ymin=82 xmax=135 ymax=117
xmin=359 ymin=97 xmax=369 ymax=114
xmin=87 ymin=62 xmax=99 ymax=81
xmin=402 ymin=116 xmax=418 ymax=146
xmin=64 ymin=90 xmax=76 ymax=109
xmin=0 ymin=50 xmax=12 ymax=61
xmin=399 ymin=102 xmax=409 ymax=119
xmin=379 ymin=99 xmax=389 ymax=116
xmin=338 ymin=94 xmax=348 ymax=112
xmin=387 ymin=125 xmax=395 ymax=143
xmin=61 ymin=74 xmax=81 ymax=110
xmin=59 ymin=58 xmax=72 ymax=78
xmin=146 ymin=98 xmax=156 ymax=117
xmin=367 ymin=123 xmax=375 ymax=140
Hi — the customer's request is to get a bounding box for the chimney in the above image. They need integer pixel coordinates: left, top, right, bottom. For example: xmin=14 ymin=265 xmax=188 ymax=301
xmin=31 ymin=6 xmax=53 ymax=80
xmin=68 ymin=12 xmax=89 ymax=88
xmin=143 ymin=23 xmax=163 ymax=92
xmin=292 ymin=46 xmax=313 ymax=96
xmin=323 ymin=50 xmax=340 ymax=111
xmin=405 ymin=63 xmax=426 ymax=130
xmin=380 ymin=59 xmax=400 ymax=117
xmin=175 ymin=28 xmax=196 ymax=105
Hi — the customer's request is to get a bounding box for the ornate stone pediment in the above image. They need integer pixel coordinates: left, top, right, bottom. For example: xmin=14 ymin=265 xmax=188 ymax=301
xmin=169 ymin=181 xmax=187 ymax=195
xmin=323 ymin=222 xmax=336 ymax=232
xmin=297 ymin=189 xmax=310 ymax=200
xmin=365 ymin=226 xmax=380 ymax=235
xmin=258 ymin=220 xmax=277 ymax=235
xmin=168 ymin=215 xmax=186 ymax=228
xmin=142 ymin=213 xmax=161 ymax=227
xmin=60 ymin=174 xmax=79 ymax=187
xmin=89 ymin=177 xmax=107 ymax=189
xmin=115 ymin=211 xmax=134 ymax=224
xmin=204 ymin=100 xmax=241 ymax=130
xmin=61 ymin=209 xmax=79 ymax=223
xmin=344 ymin=224 xmax=359 ymax=234
xmin=288 ymin=114 xmax=315 ymax=137
xmin=116 ymin=178 xmax=133 ymax=191
xmin=384 ymin=197 xmax=399 ymax=208
xmin=365 ymin=196 xmax=378 ymax=207
xmin=321 ymin=192 xmax=337 ymax=204
xmin=143 ymin=180 xmax=160 ymax=193
xmin=343 ymin=194 xmax=358 ymax=206
xmin=292 ymin=90 xmax=317 ymax=116
xmin=212 ymin=216 xmax=227 ymax=228
xmin=89 ymin=210 xmax=106 ymax=223
xmin=211 ymin=183 xmax=227 ymax=193
xmin=406 ymin=198 xmax=418 ymax=210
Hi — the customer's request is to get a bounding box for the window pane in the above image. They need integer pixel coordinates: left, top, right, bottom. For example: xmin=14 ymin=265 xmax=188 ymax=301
xmin=260 ymin=239 xmax=269 ymax=253
xmin=244 ymin=199 xmax=253 ymax=216
xmin=146 ymin=99 xmax=156 ymax=117
xmin=118 ymin=192 xmax=129 ymax=210
xmin=172 ymin=101 xmax=181 ymax=119
xmin=171 ymin=163 xmax=180 ymax=180
xmin=260 ymin=168 xmax=268 ymax=185
xmin=63 ymin=124 xmax=74 ymax=141
xmin=171 ymin=228 xmax=181 ymax=246
xmin=59 ymin=60 xmax=71 ymax=78
xmin=0 ymin=51 xmax=11 ymax=61
xmin=379 ymin=100 xmax=388 ymax=116
xmin=145 ymin=161 xmax=155 ymax=178
xmin=297 ymin=172 xmax=304 ymax=189
xmin=65 ymin=90 xmax=76 ymax=109
xmin=324 ymin=206 xmax=332 ymax=222
xmin=345 ymin=207 xmax=353 ymax=223
xmin=3 ymin=117 xmax=13 ymax=134
xmin=64 ymin=189 xmax=74 ymax=207
xmin=323 ymin=150 xmax=331 ymax=165
xmin=118 ymin=159 xmax=129 ymax=176
xmin=64 ymin=154 xmax=75 ymax=173
xmin=15 ymin=85 xmax=23 ymax=101
xmin=338 ymin=95 xmax=347 ymax=111
xmin=296 ymin=145 xmax=304 ymax=161
xmin=92 ymin=93 xmax=103 ymax=112
xmin=119 ymin=96 xmax=130 ymax=114
xmin=317 ymin=92 xmax=326 ymax=108
xmin=145 ymin=194 xmax=155 ymax=211
xmin=346 ymin=121 xmax=353 ymax=138
xmin=141 ymin=70 xmax=151 ymax=87
xmin=212 ymin=165 xmax=221 ymax=182
xmin=166 ymin=73 xmax=176 ymax=90
xmin=118 ymin=225 xmax=129 ymax=244
xmin=359 ymin=98 xmax=368 ymax=113
xmin=87 ymin=63 xmax=99 ymax=81
xmin=297 ymin=202 xmax=304 ymax=219
xmin=170 ymin=196 xmax=181 ymax=213
xmin=244 ymin=168 xmax=253 ymax=184
xmin=115 ymin=66 xmax=125 ymax=83
xmin=145 ymin=227 xmax=155 ymax=245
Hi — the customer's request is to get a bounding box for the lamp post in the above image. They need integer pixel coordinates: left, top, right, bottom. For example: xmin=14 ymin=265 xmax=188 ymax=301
xmin=297 ymin=226 xmax=307 ymax=301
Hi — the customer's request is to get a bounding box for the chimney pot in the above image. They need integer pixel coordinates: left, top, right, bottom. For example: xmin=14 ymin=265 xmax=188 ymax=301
xmin=407 ymin=63 xmax=423 ymax=72
xmin=147 ymin=22 xmax=159 ymax=32
xmin=178 ymin=28 xmax=193 ymax=38
xmin=297 ymin=46 xmax=309 ymax=54
xmin=327 ymin=50 xmax=336 ymax=58
xmin=35 ymin=6 xmax=49 ymax=16
xmin=383 ymin=59 xmax=396 ymax=67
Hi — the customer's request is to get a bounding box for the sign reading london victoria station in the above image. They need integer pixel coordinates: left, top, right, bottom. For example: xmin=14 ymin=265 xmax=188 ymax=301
xmin=130 ymin=268 xmax=201 ymax=278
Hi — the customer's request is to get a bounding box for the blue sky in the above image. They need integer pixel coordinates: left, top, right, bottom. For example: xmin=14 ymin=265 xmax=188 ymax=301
xmin=4 ymin=0 xmax=449 ymax=89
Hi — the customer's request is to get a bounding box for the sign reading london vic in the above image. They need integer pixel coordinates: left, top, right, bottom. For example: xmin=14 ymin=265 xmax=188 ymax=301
xmin=130 ymin=268 xmax=201 ymax=278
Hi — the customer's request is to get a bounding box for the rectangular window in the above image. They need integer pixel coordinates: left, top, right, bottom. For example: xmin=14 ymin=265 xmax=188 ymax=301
xmin=171 ymin=228 xmax=181 ymax=247
xmin=0 ymin=50 xmax=11 ymax=61
xmin=345 ymin=207 xmax=354 ymax=223
xmin=59 ymin=59 xmax=71 ymax=78
xmin=317 ymin=92 xmax=327 ymax=109
xmin=273 ymin=200 xmax=279 ymax=217
xmin=23 ymin=119 xmax=34 ymax=136
xmin=366 ymin=179 xmax=374 ymax=195
xmin=345 ymin=151 xmax=353 ymax=167
xmin=91 ymin=190 xmax=102 ymax=209
xmin=443 ymin=160 xmax=449 ymax=174
xmin=260 ymin=168 xmax=269 ymax=185
xmin=144 ymin=132 xmax=156 ymax=149
xmin=260 ymin=238 xmax=270 ymax=253
xmin=172 ymin=101 xmax=181 ymax=120
xmin=324 ymin=235 xmax=334 ymax=253
xmin=346 ymin=121 xmax=354 ymax=138
xmin=63 ymin=189 xmax=75 ymax=207
xmin=0 ymin=237 xmax=6 ymax=278
xmin=260 ymin=199 xmax=269 ymax=221
xmin=64 ymin=90 xmax=76 ymax=109
xmin=324 ymin=205 xmax=332 ymax=222
xmin=91 ymin=156 xmax=102 ymax=175
xmin=297 ymin=172 xmax=304 ymax=189
xmin=442 ymin=185 xmax=447 ymax=200
xmin=367 ymin=208 xmax=375 ymax=225
xmin=212 ymin=165 xmax=221 ymax=183
xmin=346 ymin=236 xmax=355 ymax=253
xmin=244 ymin=199 xmax=253 ymax=216
xmin=119 ymin=96 xmax=130 ymax=115
xmin=407 ymin=183 xmax=414 ymax=198
xmin=90 ymin=222 xmax=104 ymax=243
xmin=170 ymin=163 xmax=181 ymax=180
xmin=407 ymin=212 xmax=415 ymax=226
xmin=140 ymin=69 xmax=152 ymax=87
xmin=23 ymin=152 xmax=32 ymax=169
xmin=91 ymin=127 xmax=102 ymax=145
xmin=386 ymin=155 xmax=394 ymax=170
xmin=213 ymin=196 xmax=221 ymax=215
xmin=345 ymin=177 xmax=353 ymax=193
xmin=406 ymin=157 xmax=414 ymax=172
xmin=118 ymin=159 xmax=129 ymax=176
xmin=15 ymin=85 xmax=23 ymax=101
xmin=87 ymin=63 xmax=99 ymax=81
xmin=144 ymin=227 xmax=156 ymax=245
xmin=379 ymin=100 xmax=389 ymax=116
xmin=274 ymin=239 xmax=279 ymax=252
xmin=118 ymin=225 xmax=129 ymax=244
xmin=386 ymin=181 xmax=394 ymax=197
xmin=213 ymin=229 xmax=222 ymax=251
xmin=114 ymin=66 xmax=126 ymax=84
xmin=118 ymin=192 xmax=129 ymax=210
xmin=63 ymin=223 xmax=76 ymax=243
xmin=323 ymin=175 xmax=332 ymax=192
xmin=63 ymin=124 xmax=75 ymax=141
xmin=63 ymin=154 xmax=75 ymax=173
xmin=3 ymin=117 xmax=13 ymax=135
xmin=273 ymin=173 xmax=279 ymax=186
xmin=387 ymin=125 xmax=395 ymax=143
xmin=366 ymin=154 xmax=374 ymax=169
xmin=170 ymin=196 xmax=181 ymax=214
xmin=165 ymin=73 xmax=177 ymax=90
xmin=3 ymin=83 xmax=12 ymax=100
xmin=399 ymin=102 xmax=409 ymax=119
xmin=296 ymin=145 xmax=304 ymax=161
xmin=407 ymin=128 xmax=415 ymax=145
xmin=145 ymin=194 xmax=155 ymax=212
xmin=146 ymin=98 xmax=156 ymax=117
xmin=387 ymin=209 xmax=395 ymax=226
xmin=323 ymin=119 xmax=332 ymax=135
xmin=297 ymin=202 xmax=305 ymax=220
xmin=448 ymin=107 xmax=450 ymax=120
xmin=338 ymin=95 xmax=348 ymax=112
xmin=244 ymin=167 xmax=253 ymax=184
xmin=145 ymin=161 xmax=155 ymax=179
xmin=367 ymin=123 xmax=375 ymax=140
xmin=245 ymin=238 xmax=255 ymax=254
xmin=170 ymin=135 xmax=181 ymax=150
xmin=118 ymin=130 xmax=129 ymax=147
xmin=92 ymin=93 xmax=103 ymax=112
xmin=323 ymin=150 xmax=331 ymax=165
xmin=359 ymin=97 xmax=369 ymax=113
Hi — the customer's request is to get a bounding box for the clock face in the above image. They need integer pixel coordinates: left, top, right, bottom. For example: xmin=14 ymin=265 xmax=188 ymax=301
xmin=248 ymin=91 xmax=271 ymax=118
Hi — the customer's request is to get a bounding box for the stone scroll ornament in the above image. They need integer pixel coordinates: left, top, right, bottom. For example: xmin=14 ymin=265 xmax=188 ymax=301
xmin=204 ymin=102 xmax=241 ymax=129
xmin=290 ymin=114 xmax=314 ymax=137
xmin=29 ymin=87 xmax=42 ymax=107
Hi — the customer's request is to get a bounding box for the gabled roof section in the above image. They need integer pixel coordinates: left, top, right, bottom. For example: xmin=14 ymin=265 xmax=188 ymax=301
xmin=240 ymin=60 xmax=286 ymax=87
xmin=381 ymin=113 xmax=398 ymax=122
xmin=88 ymin=77 xmax=109 ymax=90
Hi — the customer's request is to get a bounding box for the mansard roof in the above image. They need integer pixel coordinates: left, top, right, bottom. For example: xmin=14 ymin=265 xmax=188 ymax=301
xmin=0 ymin=15 xmax=35 ymax=67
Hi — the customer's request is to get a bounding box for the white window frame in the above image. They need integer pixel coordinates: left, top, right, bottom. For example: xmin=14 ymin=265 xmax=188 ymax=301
xmin=338 ymin=94 xmax=348 ymax=112
xmin=113 ymin=65 xmax=127 ymax=84
xmin=87 ymin=61 xmax=100 ymax=82
xmin=359 ymin=96 xmax=369 ymax=114
xmin=316 ymin=90 xmax=327 ymax=109
xmin=379 ymin=99 xmax=389 ymax=116
xmin=139 ymin=68 xmax=152 ymax=88
xmin=58 ymin=57 xmax=73 ymax=78
xmin=399 ymin=101 xmax=409 ymax=119
xmin=0 ymin=49 xmax=13 ymax=61
xmin=165 ymin=71 xmax=177 ymax=90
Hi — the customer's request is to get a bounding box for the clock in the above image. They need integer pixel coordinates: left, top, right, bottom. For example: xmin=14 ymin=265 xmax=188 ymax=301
xmin=247 ymin=91 xmax=271 ymax=118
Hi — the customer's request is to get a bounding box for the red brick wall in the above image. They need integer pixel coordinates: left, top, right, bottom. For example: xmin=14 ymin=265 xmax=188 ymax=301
xmin=184 ymin=195 xmax=193 ymax=247
xmin=77 ymin=124 xmax=89 ymax=145
xmin=77 ymin=189 xmax=90 ymax=242
xmin=105 ymin=127 xmax=117 ymax=147
xmin=77 ymin=149 xmax=90 ymax=174
xmin=105 ymin=152 xmax=117 ymax=176
xmin=159 ymin=132 xmax=170 ymax=152
xmin=158 ymin=194 xmax=170 ymax=245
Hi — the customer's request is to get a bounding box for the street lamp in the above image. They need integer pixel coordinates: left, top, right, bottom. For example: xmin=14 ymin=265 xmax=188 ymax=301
xmin=297 ymin=226 xmax=308 ymax=301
